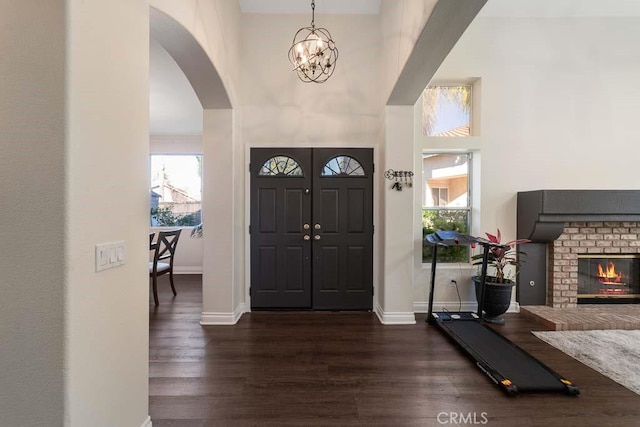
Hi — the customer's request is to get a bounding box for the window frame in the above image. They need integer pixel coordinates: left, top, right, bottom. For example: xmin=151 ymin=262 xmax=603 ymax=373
xmin=421 ymin=151 xmax=473 ymax=264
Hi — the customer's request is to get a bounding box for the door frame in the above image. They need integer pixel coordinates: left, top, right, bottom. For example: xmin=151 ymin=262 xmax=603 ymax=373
xmin=244 ymin=144 xmax=380 ymax=312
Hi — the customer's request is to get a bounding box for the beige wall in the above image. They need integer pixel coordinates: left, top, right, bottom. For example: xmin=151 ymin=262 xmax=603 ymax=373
xmin=66 ymin=0 xmax=150 ymax=425
xmin=1 ymin=1 xmax=66 ymax=424
xmin=3 ymin=0 xmax=151 ymax=425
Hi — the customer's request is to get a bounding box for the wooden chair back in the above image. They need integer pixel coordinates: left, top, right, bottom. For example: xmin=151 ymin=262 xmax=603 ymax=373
xmin=152 ymin=229 xmax=181 ymax=266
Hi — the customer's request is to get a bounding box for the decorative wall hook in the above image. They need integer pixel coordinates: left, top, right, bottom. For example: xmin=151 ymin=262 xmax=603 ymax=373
xmin=384 ymin=169 xmax=414 ymax=191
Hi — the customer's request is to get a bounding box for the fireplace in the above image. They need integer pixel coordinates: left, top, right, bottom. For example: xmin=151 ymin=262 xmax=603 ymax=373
xmin=577 ymin=255 xmax=640 ymax=303
xmin=517 ymin=190 xmax=640 ymax=308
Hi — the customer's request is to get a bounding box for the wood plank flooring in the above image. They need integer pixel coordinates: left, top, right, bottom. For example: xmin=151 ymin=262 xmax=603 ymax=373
xmin=149 ymin=275 xmax=640 ymax=426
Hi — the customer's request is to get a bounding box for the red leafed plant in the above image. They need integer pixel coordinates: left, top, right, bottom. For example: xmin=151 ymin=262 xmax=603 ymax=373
xmin=471 ymin=229 xmax=530 ymax=283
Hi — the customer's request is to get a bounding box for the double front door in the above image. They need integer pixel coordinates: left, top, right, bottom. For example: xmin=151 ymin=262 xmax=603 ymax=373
xmin=250 ymin=148 xmax=373 ymax=310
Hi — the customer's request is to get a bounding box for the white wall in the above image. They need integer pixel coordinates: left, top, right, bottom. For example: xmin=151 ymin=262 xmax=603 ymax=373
xmin=380 ymin=106 xmax=417 ymax=323
xmin=201 ymin=109 xmax=237 ymax=323
xmin=66 ymin=0 xmax=150 ymax=425
xmin=150 ymin=0 xmax=242 ymax=106
xmin=240 ymin=14 xmax=382 ymax=147
xmin=380 ymin=0 xmax=437 ymax=102
xmin=1 ymin=2 xmax=66 ymax=424
xmin=412 ymin=15 xmax=640 ymax=308
xmin=150 ymin=0 xmax=242 ymax=323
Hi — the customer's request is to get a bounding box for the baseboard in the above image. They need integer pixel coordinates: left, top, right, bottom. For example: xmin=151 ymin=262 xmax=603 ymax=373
xmin=200 ymin=303 xmax=245 ymax=325
xmin=141 ymin=415 xmax=152 ymax=427
xmin=374 ymin=302 xmax=416 ymax=325
xmin=234 ymin=303 xmax=246 ymax=322
xmin=173 ymin=266 xmax=203 ymax=275
xmin=414 ymin=301 xmax=477 ymax=313
xmin=414 ymin=301 xmax=520 ymax=313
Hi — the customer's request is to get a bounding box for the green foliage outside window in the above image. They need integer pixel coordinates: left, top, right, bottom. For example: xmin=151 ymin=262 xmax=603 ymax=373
xmin=151 ymin=206 xmax=201 ymax=227
xmin=422 ymin=209 xmax=470 ymax=263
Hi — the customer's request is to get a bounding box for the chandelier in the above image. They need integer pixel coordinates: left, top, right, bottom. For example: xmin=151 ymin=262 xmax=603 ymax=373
xmin=287 ymin=0 xmax=339 ymax=83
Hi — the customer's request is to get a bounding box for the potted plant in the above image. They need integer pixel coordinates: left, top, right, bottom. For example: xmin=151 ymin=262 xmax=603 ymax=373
xmin=471 ymin=229 xmax=530 ymax=324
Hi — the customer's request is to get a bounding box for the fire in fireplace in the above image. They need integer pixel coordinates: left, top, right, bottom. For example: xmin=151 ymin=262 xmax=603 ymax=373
xmin=578 ymin=255 xmax=640 ymax=303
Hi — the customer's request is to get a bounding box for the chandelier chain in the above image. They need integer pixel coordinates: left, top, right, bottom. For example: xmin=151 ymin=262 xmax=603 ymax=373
xmin=311 ymin=0 xmax=315 ymax=28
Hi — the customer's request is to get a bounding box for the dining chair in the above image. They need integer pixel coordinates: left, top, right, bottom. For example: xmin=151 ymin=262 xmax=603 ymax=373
xmin=149 ymin=229 xmax=182 ymax=306
xmin=149 ymin=232 xmax=155 ymax=248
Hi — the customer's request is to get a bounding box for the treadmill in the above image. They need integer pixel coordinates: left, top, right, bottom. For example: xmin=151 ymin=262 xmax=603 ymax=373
xmin=425 ymin=230 xmax=579 ymax=396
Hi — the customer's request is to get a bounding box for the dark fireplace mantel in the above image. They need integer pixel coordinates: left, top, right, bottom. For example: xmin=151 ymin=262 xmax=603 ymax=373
xmin=516 ymin=190 xmax=640 ymax=306
xmin=517 ymin=190 xmax=640 ymax=242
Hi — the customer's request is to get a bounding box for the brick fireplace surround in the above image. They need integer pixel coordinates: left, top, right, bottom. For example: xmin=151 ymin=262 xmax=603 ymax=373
xmin=550 ymin=221 xmax=640 ymax=308
xmin=517 ymin=190 xmax=640 ymax=330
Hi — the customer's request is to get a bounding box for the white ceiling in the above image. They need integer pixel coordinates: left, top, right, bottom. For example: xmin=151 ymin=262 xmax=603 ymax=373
xmin=239 ymin=0 xmax=381 ymax=15
xmin=239 ymin=0 xmax=640 ymax=17
xmin=479 ymin=0 xmax=640 ymax=17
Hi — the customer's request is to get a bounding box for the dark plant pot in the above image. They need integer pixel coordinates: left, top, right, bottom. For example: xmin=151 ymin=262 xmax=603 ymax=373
xmin=473 ymin=276 xmax=515 ymax=324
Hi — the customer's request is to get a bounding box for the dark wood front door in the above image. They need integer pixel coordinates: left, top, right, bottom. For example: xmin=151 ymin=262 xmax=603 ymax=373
xmin=250 ymin=148 xmax=373 ymax=310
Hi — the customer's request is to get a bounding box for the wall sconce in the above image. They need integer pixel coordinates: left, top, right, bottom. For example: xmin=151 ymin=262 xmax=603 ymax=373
xmin=384 ymin=169 xmax=414 ymax=191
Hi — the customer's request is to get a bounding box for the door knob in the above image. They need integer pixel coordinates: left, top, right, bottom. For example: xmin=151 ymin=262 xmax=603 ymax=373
xmin=303 ymin=235 xmax=311 ymax=241
xmin=314 ymin=235 xmax=321 ymax=240
xmin=314 ymin=224 xmax=321 ymax=230
xmin=303 ymin=223 xmax=310 ymax=230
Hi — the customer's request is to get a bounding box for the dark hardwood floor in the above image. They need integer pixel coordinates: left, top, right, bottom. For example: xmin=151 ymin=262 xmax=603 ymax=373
xmin=149 ymin=275 xmax=640 ymax=426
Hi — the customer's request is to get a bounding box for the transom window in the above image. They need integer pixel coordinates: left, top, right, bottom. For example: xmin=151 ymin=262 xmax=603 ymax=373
xmin=422 ymin=85 xmax=472 ymax=137
xmin=259 ymin=156 xmax=304 ymax=176
xmin=321 ymin=155 xmax=365 ymax=176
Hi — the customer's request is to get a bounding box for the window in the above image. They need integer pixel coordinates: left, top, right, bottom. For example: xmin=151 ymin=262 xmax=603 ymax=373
xmin=431 ymin=187 xmax=449 ymax=207
xmin=422 ymin=85 xmax=472 ymax=137
xmin=422 ymin=153 xmax=471 ymax=263
xmin=150 ymin=154 xmax=202 ymax=226
xmin=259 ymin=155 xmax=304 ymax=176
xmin=321 ymin=155 xmax=365 ymax=176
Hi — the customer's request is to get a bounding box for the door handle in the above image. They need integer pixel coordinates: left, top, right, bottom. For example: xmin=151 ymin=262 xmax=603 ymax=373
xmin=303 ymin=235 xmax=311 ymax=241
xmin=314 ymin=235 xmax=321 ymax=240
xmin=314 ymin=224 xmax=321 ymax=230
xmin=303 ymin=223 xmax=310 ymax=230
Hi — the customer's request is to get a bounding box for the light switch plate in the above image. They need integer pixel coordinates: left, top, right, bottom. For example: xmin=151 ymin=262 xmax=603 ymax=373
xmin=95 ymin=241 xmax=126 ymax=272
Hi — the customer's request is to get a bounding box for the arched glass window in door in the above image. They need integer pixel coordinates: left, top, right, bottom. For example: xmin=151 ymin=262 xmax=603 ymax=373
xmin=321 ymin=155 xmax=365 ymax=176
xmin=258 ymin=156 xmax=304 ymax=176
